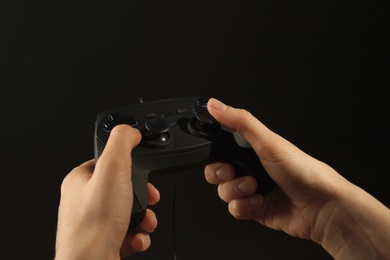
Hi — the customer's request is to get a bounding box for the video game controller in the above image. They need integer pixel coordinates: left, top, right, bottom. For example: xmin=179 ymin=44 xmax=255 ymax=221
xmin=94 ymin=96 xmax=275 ymax=228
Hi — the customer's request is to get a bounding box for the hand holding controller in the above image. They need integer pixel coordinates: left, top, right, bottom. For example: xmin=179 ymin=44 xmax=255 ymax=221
xmin=94 ymin=96 xmax=275 ymax=228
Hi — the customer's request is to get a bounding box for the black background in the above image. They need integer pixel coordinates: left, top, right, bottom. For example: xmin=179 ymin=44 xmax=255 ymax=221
xmin=1 ymin=0 xmax=389 ymax=259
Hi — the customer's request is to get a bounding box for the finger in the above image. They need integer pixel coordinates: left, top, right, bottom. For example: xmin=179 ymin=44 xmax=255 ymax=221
xmin=207 ymin=98 xmax=316 ymax=190
xmin=207 ymin=98 xmax=271 ymax=152
xmin=204 ymin=162 xmax=236 ymax=184
xmin=228 ymin=194 xmax=264 ymax=220
xmin=133 ymin=209 xmax=158 ymax=233
xmin=120 ymin=210 xmax=156 ymax=257
xmin=207 ymin=98 xmax=298 ymax=164
xmin=94 ymin=124 xmax=141 ymax=182
xmin=120 ymin=231 xmax=151 ymax=257
xmin=147 ymin=183 xmax=160 ymax=206
xmin=217 ymin=176 xmax=258 ymax=202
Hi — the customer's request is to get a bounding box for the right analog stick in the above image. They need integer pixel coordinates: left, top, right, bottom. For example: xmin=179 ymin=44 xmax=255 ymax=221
xmin=196 ymin=109 xmax=218 ymax=126
xmin=188 ymin=109 xmax=221 ymax=138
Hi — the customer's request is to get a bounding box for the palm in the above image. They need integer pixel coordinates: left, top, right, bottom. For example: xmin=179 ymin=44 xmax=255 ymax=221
xmin=254 ymin=186 xmax=325 ymax=240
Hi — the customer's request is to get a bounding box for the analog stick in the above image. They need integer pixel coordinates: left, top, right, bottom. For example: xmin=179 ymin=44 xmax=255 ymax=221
xmin=187 ymin=109 xmax=221 ymax=138
xmin=143 ymin=118 xmax=173 ymax=148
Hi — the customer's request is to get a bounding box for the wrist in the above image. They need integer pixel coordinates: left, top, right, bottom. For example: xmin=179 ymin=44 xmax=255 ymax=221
xmin=55 ymin=226 xmax=120 ymax=260
xmin=313 ymin=182 xmax=390 ymax=259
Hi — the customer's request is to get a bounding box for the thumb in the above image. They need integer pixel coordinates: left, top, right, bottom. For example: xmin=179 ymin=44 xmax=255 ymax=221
xmin=207 ymin=98 xmax=285 ymax=163
xmin=207 ymin=98 xmax=314 ymax=187
xmin=94 ymin=124 xmax=142 ymax=183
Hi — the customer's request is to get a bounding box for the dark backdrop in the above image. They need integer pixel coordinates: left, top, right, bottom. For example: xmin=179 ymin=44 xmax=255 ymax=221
xmin=1 ymin=0 xmax=389 ymax=259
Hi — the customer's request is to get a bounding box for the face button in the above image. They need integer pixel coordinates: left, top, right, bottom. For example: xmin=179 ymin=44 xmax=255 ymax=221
xmin=146 ymin=113 xmax=157 ymax=119
xmin=192 ymin=104 xmax=204 ymax=114
xmin=102 ymin=113 xmax=138 ymax=132
xmin=176 ymin=108 xmax=187 ymax=115
xmin=107 ymin=112 xmax=122 ymax=122
xmin=196 ymin=97 xmax=209 ymax=107
xmin=123 ymin=116 xmax=138 ymax=127
xmin=102 ymin=121 xmax=114 ymax=131
xmin=160 ymin=110 xmax=174 ymax=119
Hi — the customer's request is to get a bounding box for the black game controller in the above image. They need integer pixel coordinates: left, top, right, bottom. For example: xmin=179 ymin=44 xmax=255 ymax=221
xmin=94 ymin=96 xmax=275 ymax=228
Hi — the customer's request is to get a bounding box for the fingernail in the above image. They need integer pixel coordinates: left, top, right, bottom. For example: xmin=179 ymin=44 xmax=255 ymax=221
xmin=153 ymin=215 xmax=158 ymax=227
xmin=140 ymin=236 xmax=147 ymax=249
xmin=238 ymin=180 xmax=253 ymax=193
xmin=209 ymin=98 xmax=228 ymax=111
xmin=215 ymin=166 xmax=229 ymax=181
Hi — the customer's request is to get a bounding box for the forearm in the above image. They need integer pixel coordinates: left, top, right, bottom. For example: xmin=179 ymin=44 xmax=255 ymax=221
xmin=315 ymin=183 xmax=390 ymax=259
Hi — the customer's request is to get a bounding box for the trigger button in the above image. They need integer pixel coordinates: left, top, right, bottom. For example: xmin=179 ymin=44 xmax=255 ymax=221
xmin=233 ymin=132 xmax=251 ymax=148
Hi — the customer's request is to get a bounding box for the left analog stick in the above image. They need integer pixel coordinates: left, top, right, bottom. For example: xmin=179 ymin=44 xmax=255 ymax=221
xmin=143 ymin=118 xmax=173 ymax=147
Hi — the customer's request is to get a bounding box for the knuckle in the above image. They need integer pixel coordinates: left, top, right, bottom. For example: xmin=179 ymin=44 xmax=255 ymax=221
xmin=111 ymin=124 xmax=133 ymax=133
xmin=237 ymin=108 xmax=254 ymax=122
xmin=236 ymin=108 xmax=255 ymax=132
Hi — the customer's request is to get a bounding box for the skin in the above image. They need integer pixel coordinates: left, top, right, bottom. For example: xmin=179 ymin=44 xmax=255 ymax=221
xmin=55 ymin=125 xmax=160 ymax=260
xmin=55 ymin=98 xmax=390 ymax=259
xmin=204 ymin=98 xmax=390 ymax=259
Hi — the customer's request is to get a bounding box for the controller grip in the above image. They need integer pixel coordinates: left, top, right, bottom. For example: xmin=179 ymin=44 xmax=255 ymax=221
xmin=229 ymin=149 xmax=275 ymax=195
xmin=209 ymin=130 xmax=275 ymax=195
xmin=129 ymin=158 xmax=150 ymax=229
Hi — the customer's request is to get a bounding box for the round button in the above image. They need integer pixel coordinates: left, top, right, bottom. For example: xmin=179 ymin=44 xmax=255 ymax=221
xmin=192 ymin=104 xmax=204 ymax=114
xmin=145 ymin=118 xmax=169 ymax=134
xmin=187 ymin=110 xmax=221 ymax=139
xmin=142 ymin=118 xmax=174 ymax=148
xmin=196 ymin=109 xmax=217 ymax=126
xmin=196 ymin=97 xmax=209 ymax=107
xmin=107 ymin=112 xmax=121 ymax=122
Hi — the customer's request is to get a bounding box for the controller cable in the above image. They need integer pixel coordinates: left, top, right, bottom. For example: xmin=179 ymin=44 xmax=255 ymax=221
xmin=171 ymin=173 xmax=177 ymax=260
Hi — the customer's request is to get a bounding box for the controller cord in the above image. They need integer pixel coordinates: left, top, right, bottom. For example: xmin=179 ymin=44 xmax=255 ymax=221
xmin=171 ymin=173 xmax=177 ymax=260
